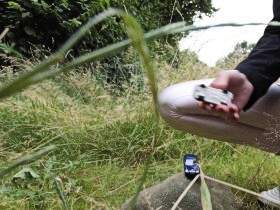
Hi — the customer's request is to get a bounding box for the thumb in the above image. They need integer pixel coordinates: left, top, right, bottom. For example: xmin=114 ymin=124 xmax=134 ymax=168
xmin=210 ymin=71 xmax=230 ymax=90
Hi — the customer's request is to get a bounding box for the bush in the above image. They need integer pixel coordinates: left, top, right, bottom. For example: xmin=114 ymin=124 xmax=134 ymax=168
xmin=0 ymin=0 xmax=215 ymax=87
xmin=1 ymin=0 xmax=215 ymax=55
xmin=216 ymin=41 xmax=255 ymax=69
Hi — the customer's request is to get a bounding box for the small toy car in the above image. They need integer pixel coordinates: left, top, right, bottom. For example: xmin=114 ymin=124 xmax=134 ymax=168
xmin=183 ymin=154 xmax=200 ymax=180
xmin=193 ymin=84 xmax=233 ymax=106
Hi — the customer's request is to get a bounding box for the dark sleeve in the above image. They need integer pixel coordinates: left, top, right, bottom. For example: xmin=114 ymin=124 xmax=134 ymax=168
xmin=236 ymin=30 xmax=280 ymax=110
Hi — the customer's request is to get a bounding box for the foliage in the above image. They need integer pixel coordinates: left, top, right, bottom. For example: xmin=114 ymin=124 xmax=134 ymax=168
xmin=1 ymin=0 xmax=215 ymax=55
xmin=216 ymin=41 xmax=255 ymax=69
xmin=0 ymin=7 xmax=276 ymax=209
xmin=0 ymin=54 xmax=279 ymax=209
xmin=0 ymin=43 xmax=22 ymax=58
xmin=4 ymin=9 xmax=253 ymax=101
xmin=0 ymin=0 xmax=215 ymax=86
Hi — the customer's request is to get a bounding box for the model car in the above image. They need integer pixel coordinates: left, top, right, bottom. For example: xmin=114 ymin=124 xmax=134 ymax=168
xmin=183 ymin=154 xmax=200 ymax=180
xmin=193 ymin=84 xmax=233 ymax=105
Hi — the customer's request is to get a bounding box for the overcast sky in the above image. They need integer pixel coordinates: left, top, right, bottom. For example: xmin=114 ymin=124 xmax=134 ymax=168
xmin=179 ymin=0 xmax=273 ymax=66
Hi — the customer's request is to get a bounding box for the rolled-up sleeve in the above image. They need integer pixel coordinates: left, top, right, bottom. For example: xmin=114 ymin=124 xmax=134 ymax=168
xmin=236 ymin=31 xmax=280 ymax=110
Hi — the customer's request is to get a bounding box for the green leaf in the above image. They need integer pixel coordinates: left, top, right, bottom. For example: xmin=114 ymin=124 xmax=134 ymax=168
xmin=0 ymin=43 xmax=22 ymax=58
xmin=12 ymin=167 xmax=40 ymax=181
xmin=7 ymin=2 xmax=23 ymax=11
xmin=200 ymin=168 xmax=213 ymax=210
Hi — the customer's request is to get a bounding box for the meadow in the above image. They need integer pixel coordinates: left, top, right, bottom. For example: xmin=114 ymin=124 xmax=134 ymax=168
xmin=0 ymin=46 xmax=279 ymax=209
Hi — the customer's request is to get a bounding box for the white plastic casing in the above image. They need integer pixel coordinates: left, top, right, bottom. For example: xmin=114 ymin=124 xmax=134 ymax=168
xmin=193 ymin=84 xmax=233 ymax=105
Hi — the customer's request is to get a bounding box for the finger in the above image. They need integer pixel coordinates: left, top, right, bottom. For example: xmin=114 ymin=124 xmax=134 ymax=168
xmin=233 ymin=112 xmax=240 ymax=121
xmin=198 ymin=102 xmax=215 ymax=111
xmin=225 ymin=111 xmax=239 ymax=122
xmin=205 ymin=104 xmax=213 ymax=111
xmin=209 ymin=104 xmax=216 ymax=109
xmin=214 ymin=104 xmax=225 ymax=112
xmin=212 ymin=104 xmax=230 ymax=120
xmin=198 ymin=102 xmax=207 ymax=110
xmin=225 ymin=111 xmax=234 ymax=121
xmin=217 ymin=104 xmax=230 ymax=113
xmin=208 ymin=103 xmax=216 ymax=111
xmin=228 ymin=103 xmax=240 ymax=121
xmin=205 ymin=103 xmax=218 ymax=111
xmin=223 ymin=108 xmax=235 ymax=121
xmin=228 ymin=103 xmax=239 ymax=113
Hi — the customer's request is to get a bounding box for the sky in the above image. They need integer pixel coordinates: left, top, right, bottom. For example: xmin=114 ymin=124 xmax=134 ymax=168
xmin=179 ymin=0 xmax=273 ymax=66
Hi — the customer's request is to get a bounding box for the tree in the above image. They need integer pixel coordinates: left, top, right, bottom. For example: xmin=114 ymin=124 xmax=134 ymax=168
xmin=216 ymin=41 xmax=255 ymax=69
xmin=0 ymin=0 xmax=215 ymax=55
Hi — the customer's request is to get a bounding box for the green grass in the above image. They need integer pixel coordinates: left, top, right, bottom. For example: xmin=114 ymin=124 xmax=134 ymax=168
xmin=0 ymin=8 xmax=279 ymax=209
xmin=0 ymin=54 xmax=279 ymax=209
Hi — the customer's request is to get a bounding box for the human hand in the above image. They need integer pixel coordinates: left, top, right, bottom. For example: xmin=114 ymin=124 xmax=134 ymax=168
xmin=199 ymin=70 xmax=254 ymax=121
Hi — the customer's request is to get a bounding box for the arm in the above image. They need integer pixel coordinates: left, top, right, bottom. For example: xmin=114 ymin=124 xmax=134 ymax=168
xmin=234 ymin=0 xmax=280 ymax=110
xmin=236 ymin=29 xmax=280 ymax=110
xmin=202 ymin=30 xmax=280 ymax=120
xmin=201 ymin=1 xmax=280 ymax=120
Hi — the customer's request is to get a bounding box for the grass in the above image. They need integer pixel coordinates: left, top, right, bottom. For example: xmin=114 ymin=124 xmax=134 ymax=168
xmin=0 ymin=9 xmax=279 ymax=209
xmin=0 ymin=52 xmax=279 ymax=209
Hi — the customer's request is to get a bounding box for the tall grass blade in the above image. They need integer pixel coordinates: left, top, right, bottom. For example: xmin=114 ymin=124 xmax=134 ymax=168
xmin=0 ymin=145 xmax=56 ymax=178
xmin=171 ymin=174 xmax=200 ymax=210
xmin=121 ymin=15 xmax=159 ymax=209
xmin=0 ymin=28 xmax=9 ymax=41
xmin=200 ymin=168 xmax=213 ymax=210
xmin=204 ymin=175 xmax=280 ymax=207
xmin=129 ymin=161 xmax=150 ymax=209
xmin=123 ymin=14 xmax=158 ymax=116
xmin=54 ymin=176 xmax=69 ymax=210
